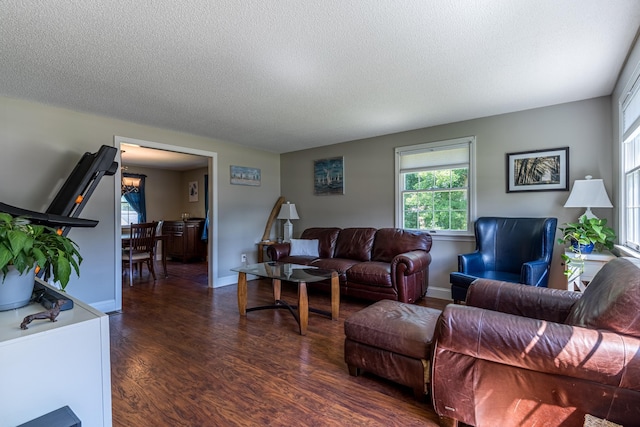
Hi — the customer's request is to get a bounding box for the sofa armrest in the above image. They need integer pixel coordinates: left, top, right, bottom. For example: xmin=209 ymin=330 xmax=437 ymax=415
xmin=392 ymin=250 xmax=432 ymax=275
xmin=467 ymin=279 xmax=581 ymax=323
xmin=266 ymin=243 xmax=290 ymax=261
xmin=521 ymin=259 xmax=550 ymax=287
xmin=459 ymin=252 xmax=483 ymax=273
xmin=436 ymin=304 xmax=640 ymax=389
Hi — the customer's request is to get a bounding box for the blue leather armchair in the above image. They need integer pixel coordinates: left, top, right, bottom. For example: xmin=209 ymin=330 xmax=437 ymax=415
xmin=449 ymin=217 xmax=557 ymax=302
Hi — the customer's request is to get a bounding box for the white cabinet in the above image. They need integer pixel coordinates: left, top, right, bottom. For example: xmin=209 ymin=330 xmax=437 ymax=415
xmin=564 ymin=250 xmax=616 ymax=292
xmin=0 ymin=279 xmax=111 ymax=426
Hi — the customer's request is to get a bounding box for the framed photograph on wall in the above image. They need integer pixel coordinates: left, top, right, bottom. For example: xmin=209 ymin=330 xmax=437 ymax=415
xmin=189 ymin=181 xmax=198 ymax=202
xmin=314 ymin=157 xmax=344 ymax=195
xmin=230 ymin=165 xmax=261 ymax=186
xmin=506 ymin=147 xmax=569 ymax=192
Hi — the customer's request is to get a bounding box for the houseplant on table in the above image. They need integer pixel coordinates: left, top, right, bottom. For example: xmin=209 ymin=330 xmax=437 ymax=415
xmin=0 ymin=213 xmax=82 ymax=310
xmin=557 ymin=215 xmax=616 ymax=279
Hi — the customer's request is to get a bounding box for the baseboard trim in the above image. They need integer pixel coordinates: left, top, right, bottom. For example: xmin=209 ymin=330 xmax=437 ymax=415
xmin=214 ymin=273 xmax=256 ymax=288
xmin=426 ymin=286 xmax=452 ymax=301
xmin=91 ymin=299 xmax=118 ymax=314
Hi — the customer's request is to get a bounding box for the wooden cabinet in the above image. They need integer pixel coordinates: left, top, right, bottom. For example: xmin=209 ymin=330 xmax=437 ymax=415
xmin=162 ymin=219 xmax=206 ymax=262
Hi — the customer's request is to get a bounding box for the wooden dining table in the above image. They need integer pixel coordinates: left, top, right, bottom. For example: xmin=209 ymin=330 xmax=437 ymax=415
xmin=121 ymin=233 xmax=168 ymax=278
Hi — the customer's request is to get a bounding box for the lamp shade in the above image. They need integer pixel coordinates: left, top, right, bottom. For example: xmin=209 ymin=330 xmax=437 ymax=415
xmin=564 ymin=175 xmax=612 ymax=219
xmin=277 ymin=202 xmax=299 ymax=220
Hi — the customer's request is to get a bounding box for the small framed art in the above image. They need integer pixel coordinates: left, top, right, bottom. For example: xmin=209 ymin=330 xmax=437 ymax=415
xmin=230 ymin=165 xmax=261 ymax=186
xmin=188 ymin=181 xmax=198 ymax=202
xmin=314 ymin=157 xmax=344 ymax=195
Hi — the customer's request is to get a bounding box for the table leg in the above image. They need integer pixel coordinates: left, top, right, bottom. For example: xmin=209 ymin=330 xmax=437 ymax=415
xmin=330 ymin=272 xmax=339 ymax=320
xmin=258 ymin=243 xmax=264 ymax=263
xmin=298 ymin=281 xmax=309 ymax=335
xmin=162 ymin=247 xmax=168 ymax=278
xmin=272 ymin=278 xmax=281 ymax=302
xmin=237 ymin=272 xmax=247 ymax=316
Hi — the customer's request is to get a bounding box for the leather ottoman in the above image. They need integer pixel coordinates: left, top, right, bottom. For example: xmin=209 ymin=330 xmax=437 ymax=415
xmin=344 ymin=299 xmax=441 ymax=399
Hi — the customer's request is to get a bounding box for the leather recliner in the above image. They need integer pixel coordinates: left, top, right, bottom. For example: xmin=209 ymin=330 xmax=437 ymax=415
xmin=433 ymin=257 xmax=640 ymax=427
xmin=449 ymin=217 xmax=557 ymax=302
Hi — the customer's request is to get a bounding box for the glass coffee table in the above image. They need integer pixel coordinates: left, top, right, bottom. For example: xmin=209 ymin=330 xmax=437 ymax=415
xmin=232 ymin=262 xmax=339 ymax=335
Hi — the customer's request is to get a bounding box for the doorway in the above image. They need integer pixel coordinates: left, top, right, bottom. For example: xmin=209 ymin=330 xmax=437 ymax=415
xmin=114 ymin=136 xmax=218 ymax=311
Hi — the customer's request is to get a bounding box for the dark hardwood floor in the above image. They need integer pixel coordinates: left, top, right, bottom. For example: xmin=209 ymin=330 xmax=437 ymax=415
xmin=110 ymin=261 xmax=450 ymax=426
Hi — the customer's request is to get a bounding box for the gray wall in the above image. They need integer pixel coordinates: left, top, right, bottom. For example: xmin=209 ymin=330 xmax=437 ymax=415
xmin=612 ymin=30 xmax=640 ymax=235
xmin=0 ymin=96 xmax=281 ymax=311
xmin=122 ymin=165 xmax=211 ymax=222
xmin=280 ymin=97 xmax=613 ymax=297
xmin=122 ymin=166 xmax=184 ymax=222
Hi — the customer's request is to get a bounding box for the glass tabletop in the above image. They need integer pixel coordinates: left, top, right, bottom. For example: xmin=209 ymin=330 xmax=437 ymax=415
xmin=231 ymin=262 xmax=335 ymax=283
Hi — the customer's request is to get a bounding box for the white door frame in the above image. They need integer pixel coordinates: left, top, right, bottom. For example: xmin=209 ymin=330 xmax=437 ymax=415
xmin=113 ymin=136 xmax=218 ymax=311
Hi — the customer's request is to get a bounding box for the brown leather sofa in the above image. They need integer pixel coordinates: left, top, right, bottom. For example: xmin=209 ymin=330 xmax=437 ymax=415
xmin=432 ymin=257 xmax=640 ymax=427
xmin=267 ymin=227 xmax=432 ymax=303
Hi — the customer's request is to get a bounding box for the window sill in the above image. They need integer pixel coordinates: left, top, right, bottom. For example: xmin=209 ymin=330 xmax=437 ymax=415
xmin=428 ymin=233 xmax=474 ymax=242
xmin=613 ymin=244 xmax=640 ymax=259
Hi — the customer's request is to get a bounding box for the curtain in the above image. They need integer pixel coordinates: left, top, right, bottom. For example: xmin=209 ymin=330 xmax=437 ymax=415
xmin=122 ymin=173 xmax=147 ymax=223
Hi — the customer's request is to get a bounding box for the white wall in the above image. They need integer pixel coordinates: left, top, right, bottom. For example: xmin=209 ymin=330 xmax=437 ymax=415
xmin=280 ymin=97 xmax=613 ymax=298
xmin=0 ymin=96 xmax=281 ymax=311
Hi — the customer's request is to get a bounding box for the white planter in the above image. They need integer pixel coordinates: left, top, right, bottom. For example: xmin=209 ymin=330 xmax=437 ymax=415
xmin=0 ymin=266 xmax=36 ymax=311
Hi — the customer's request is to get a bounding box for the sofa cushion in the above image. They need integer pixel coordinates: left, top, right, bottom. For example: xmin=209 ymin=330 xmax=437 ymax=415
xmin=300 ymin=227 xmax=341 ymax=258
xmin=289 ymin=238 xmax=319 ymax=257
xmin=371 ymin=228 xmax=432 ymax=263
xmin=347 ymin=261 xmax=392 ymax=287
xmin=565 ymin=257 xmax=640 ymax=338
xmin=334 ymin=228 xmax=376 ymax=262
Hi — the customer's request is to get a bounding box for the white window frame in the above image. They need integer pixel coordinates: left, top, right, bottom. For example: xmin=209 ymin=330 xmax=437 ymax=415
xmin=395 ymin=136 xmax=476 ymax=237
xmin=619 ymin=69 xmax=640 ymax=255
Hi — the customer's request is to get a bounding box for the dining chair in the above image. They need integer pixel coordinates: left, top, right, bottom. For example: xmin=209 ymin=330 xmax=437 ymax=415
xmin=123 ymin=222 xmax=158 ymax=287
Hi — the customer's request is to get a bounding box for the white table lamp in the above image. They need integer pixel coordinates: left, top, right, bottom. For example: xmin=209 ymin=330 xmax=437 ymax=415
xmin=277 ymin=201 xmax=299 ymax=242
xmin=564 ymin=175 xmax=613 ymax=219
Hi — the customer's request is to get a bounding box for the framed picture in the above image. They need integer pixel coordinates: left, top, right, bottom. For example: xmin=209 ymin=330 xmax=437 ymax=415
xmin=506 ymin=147 xmax=569 ymax=192
xmin=230 ymin=165 xmax=261 ymax=186
xmin=314 ymin=157 xmax=344 ymax=195
xmin=188 ymin=181 xmax=198 ymax=202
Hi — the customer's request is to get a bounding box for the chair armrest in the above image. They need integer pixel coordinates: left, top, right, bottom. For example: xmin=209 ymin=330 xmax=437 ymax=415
xmin=458 ymin=252 xmax=483 ymax=273
xmin=436 ymin=304 xmax=640 ymax=389
xmin=521 ymin=259 xmax=550 ymax=286
xmin=266 ymin=243 xmax=290 ymax=261
xmin=392 ymin=250 xmax=432 ymax=275
xmin=467 ymin=279 xmax=581 ymax=323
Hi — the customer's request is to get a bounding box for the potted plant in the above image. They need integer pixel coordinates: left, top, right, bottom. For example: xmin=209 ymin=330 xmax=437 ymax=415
xmin=557 ymin=215 xmax=616 ymax=279
xmin=0 ymin=213 xmax=82 ymax=310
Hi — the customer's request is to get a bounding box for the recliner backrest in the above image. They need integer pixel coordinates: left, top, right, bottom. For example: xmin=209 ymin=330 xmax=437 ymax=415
xmin=371 ymin=228 xmax=432 ymax=263
xmin=334 ymin=228 xmax=377 ymax=261
xmin=565 ymin=257 xmax=640 ymax=338
xmin=475 ymin=217 xmax=557 ymax=274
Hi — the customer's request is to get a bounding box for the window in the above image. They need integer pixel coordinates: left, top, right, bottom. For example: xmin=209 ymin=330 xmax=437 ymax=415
xmin=621 ymin=73 xmax=640 ymax=252
xmin=121 ymin=196 xmax=138 ymax=225
xmin=121 ymin=172 xmax=147 ymax=225
xmin=395 ymin=136 xmax=475 ymax=235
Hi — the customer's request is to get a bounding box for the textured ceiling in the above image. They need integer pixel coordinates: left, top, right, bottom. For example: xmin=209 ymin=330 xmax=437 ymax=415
xmin=1 ymin=1 xmax=639 ymax=154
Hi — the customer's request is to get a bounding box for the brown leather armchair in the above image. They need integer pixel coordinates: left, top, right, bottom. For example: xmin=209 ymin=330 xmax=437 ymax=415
xmin=432 ymin=257 xmax=640 ymax=427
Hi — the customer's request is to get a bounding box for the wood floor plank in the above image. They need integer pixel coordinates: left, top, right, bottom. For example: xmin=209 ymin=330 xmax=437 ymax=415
xmin=110 ymin=261 xmax=449 ymax=426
